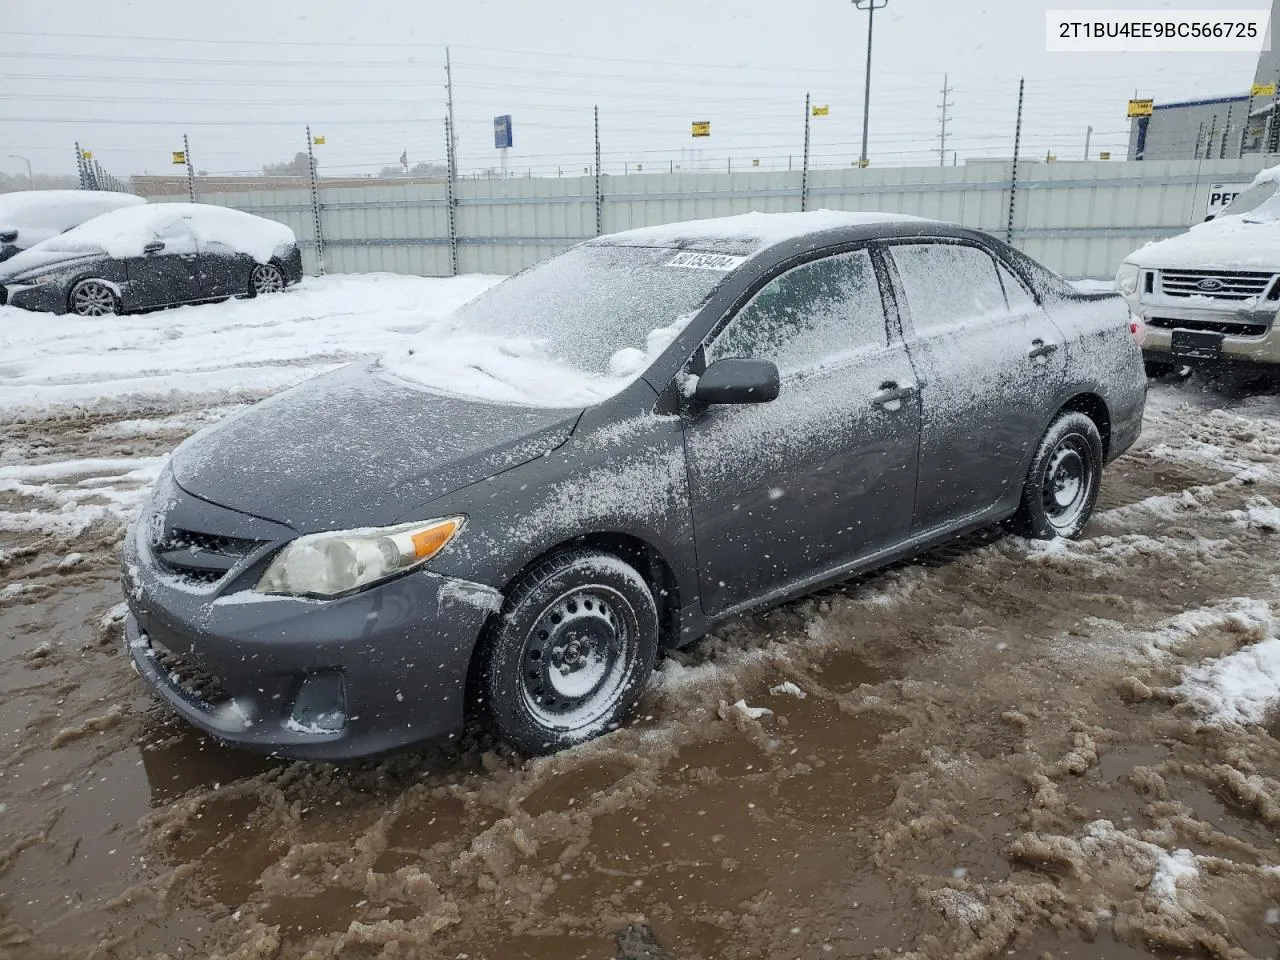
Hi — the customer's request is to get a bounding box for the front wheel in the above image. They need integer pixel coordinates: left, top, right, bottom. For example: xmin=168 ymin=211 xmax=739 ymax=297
xmin=478 ymin=549 xmax=659 ymax=755
xmin=247 ymin=263 xmax=285 ymax=297
xmin=1013 ymin=411 xmax=1104 ymax=540
xmin=69 ymin=279 xmax=119 ymax=317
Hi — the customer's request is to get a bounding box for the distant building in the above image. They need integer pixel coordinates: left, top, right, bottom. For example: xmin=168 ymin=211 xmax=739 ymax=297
xmin=1128 ymin=0 xmax=1279 ymax=160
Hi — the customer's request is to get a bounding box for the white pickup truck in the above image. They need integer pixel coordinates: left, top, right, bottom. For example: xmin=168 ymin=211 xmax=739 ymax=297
xmin=1116 ymin=165 xmax=1280 ymax=375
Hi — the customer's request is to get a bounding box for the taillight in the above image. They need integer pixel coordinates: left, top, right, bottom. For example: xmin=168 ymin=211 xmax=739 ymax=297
xmin=1129 ymin=315 xmax=1147 ymax=347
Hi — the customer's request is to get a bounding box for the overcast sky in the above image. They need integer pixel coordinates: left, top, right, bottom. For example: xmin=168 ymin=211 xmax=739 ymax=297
xmin=1 ymin=0 xmax=1270 ymax=181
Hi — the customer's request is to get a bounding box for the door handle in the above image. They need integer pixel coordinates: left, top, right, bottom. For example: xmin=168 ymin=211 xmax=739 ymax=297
xmin=872 ymin=381 xmax=916 ymax=410
xmin=1028 ymin=339 xmax=1059 ymax=360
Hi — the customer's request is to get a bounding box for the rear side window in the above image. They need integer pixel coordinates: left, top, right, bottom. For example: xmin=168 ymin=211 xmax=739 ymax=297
xmin=890 ymin=243 xmax=1008 ymax=334
xmin=709 ymin=249 xmax=887 ymax=375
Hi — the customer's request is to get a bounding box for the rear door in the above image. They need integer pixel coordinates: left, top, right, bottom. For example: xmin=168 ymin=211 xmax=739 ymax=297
xmin=126 ymin=217 xmax=202 ymax=308
xmin=884 ymin=240 xmax=1067 ymax=534
xmin=195 ymin=241 xmax=252 ymax=298
xmin=683 ymin=247 xmax=922 ymax=616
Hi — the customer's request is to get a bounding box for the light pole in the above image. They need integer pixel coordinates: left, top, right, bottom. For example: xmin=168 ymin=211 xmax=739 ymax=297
xmin=852 ymin=0 xmax=889 ymax=168
xmin=8 ymin=155 xmax=33 ymax=188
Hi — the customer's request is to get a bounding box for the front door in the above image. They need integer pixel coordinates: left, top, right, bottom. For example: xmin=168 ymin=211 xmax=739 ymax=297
xmin=126 ymin=217 xmax=202 ymax=308
xmin=682 ymin=248 xmax=922 ymax=617
xmin=884 ymin=240 xmax=1069 ymax=533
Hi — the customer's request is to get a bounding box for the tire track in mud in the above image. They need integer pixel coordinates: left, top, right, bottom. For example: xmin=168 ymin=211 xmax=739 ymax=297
xmin=2 ymin=384 xmax=1280 ymax=959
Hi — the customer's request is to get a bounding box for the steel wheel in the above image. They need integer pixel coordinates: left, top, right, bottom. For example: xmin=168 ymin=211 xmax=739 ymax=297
xmin=69 ymin=280 xmax=118 ymax=317
xmin=1041 ymin=435 xmax=1093 ymax=534
xmin=1014 ymin=410 xmax=1104 ymax=541
xmin=249 ymin=263 xmax=285 ymax=295
xmin=479 ymin=549 xmax=660 ymax=754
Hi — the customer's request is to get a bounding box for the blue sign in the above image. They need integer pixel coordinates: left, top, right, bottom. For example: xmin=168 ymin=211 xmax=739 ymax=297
xmin=494 ymin=115 xmax=513 ymax=150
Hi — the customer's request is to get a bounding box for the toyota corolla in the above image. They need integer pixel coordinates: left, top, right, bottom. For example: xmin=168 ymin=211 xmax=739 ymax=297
xmin=122 ymin=211 xmax=1146 ymax=759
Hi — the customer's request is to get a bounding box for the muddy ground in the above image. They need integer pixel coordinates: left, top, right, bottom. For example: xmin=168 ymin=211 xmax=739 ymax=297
xmin=2 ymin=377 xmax=1280 ymax=960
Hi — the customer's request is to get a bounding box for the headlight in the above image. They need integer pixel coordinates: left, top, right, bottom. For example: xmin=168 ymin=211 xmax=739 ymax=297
xmin=1115 ymin=262 xmax=1141 ymax=297
xmin=256 ymin=516 xmax=465 ymax=599
xmin=15 ymin=273 xmax=59 ymax=286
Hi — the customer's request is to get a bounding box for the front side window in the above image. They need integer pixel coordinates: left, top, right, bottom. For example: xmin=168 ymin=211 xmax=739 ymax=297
xmin=708 ymin=249 xmax=887 ymax=375
xmin=890 ymin=243 xmax=1009 ymax=335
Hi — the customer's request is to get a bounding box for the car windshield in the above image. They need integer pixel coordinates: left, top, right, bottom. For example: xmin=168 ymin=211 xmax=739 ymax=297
xmin=383 ymin=243 xmax=733 ymax=408
xmin=443 ymin=243 xmax=730 ymax=374
xmin=1219 ymin=180 xmax=1280 ymax=220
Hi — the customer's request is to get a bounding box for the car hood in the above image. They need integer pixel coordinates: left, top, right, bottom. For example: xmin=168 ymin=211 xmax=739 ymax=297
xmin=171 ymin=363 xmax=582 ymax=533
xmin=0 ymin=246 xmax=104 ymax=282
xmin=1125 ymin=216 xmax=1280 ymax=271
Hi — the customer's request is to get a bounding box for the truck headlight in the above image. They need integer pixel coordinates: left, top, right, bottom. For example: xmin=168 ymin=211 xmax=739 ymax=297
xmin=256 ymin=517 xmax=465 ymax=599
xmin=1115 ymin=262 xmax=1141 ymax=298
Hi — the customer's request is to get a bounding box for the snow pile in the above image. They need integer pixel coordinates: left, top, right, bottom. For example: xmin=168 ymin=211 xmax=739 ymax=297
xmin=0 ymin=272 xmax=501 ymax=419
xmin=1228 ymin=496 xmax=1280 ymax=533
xmin=1178 ymin=635 xmax=1280 ymax=725
xmin=0 ymin=454 xmax=167 ymax=536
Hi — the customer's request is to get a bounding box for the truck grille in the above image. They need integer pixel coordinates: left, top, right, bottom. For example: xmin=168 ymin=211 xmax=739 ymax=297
xmin=153 ymin=528 xmax=264 ymax=585
xmin=1148 ymin=316 xmax=1269 ymax=337
xmin=1160 ymin=270 xmax=1276 ymax=301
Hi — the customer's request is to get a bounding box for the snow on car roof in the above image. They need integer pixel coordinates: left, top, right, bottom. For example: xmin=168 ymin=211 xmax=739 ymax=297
xmin=595 ymin=209 xmax=936 ymax=254
xmin=34 ymin=202 xmax=295 ymax=264
xmin=1252 ymin=163 xmax=1280 ymax=186
xmin=0 ymin=190 xmax=144 ymax=231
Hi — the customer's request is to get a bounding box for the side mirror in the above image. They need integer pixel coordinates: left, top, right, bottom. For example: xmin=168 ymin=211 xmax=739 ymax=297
xmin=143 ymin=240 xmax=165 ymax=254
xmin=0 ymin=230 xmax=17 ymax=244
xmin=693 ymin=358 xmax=780 ymax=405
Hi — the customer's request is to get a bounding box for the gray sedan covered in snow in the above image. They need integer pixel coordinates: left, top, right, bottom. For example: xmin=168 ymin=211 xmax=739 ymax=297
xmin=121 ymin=211 xmax=1146 ymax=759
xmin=0 ymin=202 xmax=302 ymax=316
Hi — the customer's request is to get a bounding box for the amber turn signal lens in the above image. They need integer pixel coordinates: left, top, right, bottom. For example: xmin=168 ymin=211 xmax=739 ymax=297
xmin=411 ymin=519 xmax=461 ymax=559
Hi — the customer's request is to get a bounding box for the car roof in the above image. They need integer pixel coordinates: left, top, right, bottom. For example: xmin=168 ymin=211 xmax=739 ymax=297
xmin=589 ymin=209 xmax=973 ymax=258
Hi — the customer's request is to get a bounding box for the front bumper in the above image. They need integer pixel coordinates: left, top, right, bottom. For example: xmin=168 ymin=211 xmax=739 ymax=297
xmin=1137 ymin=300 xmax=1280 ymax=367
xmin=1 ymin=281 xmax=66 ymax=314
xmin=121 ymin=520 xmax=498 ymax=761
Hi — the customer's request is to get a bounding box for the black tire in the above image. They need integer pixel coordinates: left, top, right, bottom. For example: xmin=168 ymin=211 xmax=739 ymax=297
xmin=478 ymin=549 xmax=659 ymax=755
xmin=247 ymin=262 xmax=285 ymax=297
xmin=68 ymin=279 xmax=120 ymax=317
xmin=1013 ymin=411 xmax=1104 ymax=540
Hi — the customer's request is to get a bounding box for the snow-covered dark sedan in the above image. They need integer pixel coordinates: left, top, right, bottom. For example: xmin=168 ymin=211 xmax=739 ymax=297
xmin=121 ymin=211 xmax=1146 ymax=760
xmin=0 ymin=202 xmax=302 ymax=316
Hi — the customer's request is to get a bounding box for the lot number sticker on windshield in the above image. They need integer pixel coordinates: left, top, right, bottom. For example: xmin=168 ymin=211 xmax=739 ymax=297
xmin=666 ymin=251 xmax=748 ymax=271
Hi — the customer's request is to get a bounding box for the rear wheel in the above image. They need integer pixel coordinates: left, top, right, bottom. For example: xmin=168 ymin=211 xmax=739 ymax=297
xmin=248 ymin=263 xmax=285 ymax=296
xmin=1013 ymin=411 xmax=1104 ymax=540
xmin=69 ymin=280 xmax=119 ymax=317
xmin=478 ymin=549 xmax=659 ymax=755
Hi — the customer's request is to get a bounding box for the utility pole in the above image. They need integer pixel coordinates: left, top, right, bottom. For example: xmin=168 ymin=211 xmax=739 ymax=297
xmin=594 ymin=105 xmax=603 ymax=236
xmin=305 ymin=125 xmax=326 ymax=276
xmin=801 ymin=92 xmax=812 ymax=211
xmin=852 ymin=0 xmax=889 ymax=167
xmin=74 ymin=143 xmax=87 ymax=189
xmin=183 ymin=133 xmax=197 ymax=202
xmin=445 ymin=118 xmax=459 ymax=276
xmin=1083 ymin=125 xmax=1093 ymax=161
xmin=1006 ymin=77 xmax=1025 ymax=246
xmin=445 ymin=47 xmax=459 ymax=178
xmin=936 ymin=74 xmax=953 ymax=167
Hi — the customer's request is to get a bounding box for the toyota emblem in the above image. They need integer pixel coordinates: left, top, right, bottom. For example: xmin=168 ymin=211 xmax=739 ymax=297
xmin=147 ymin=511 xmax=167 ymax=548
xmin=1196 ymin=278 xmax=1224 ymax=292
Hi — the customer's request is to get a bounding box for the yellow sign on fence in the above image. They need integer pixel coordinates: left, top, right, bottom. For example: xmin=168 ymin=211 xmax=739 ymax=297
xmin=171 ymin=151 xmax=186 ymax=165
xmin=1099 ymin=151 xmax=1112 ymax=160
xmin=313 ymin=135 xmax=327 ymax=145
xmin=1127 ymin=98 xmax=1154 ymax=118
xmin=81 ymin=150 xmax=93 ymax=160
xmin=1252 ymin=82 xmax=1278 ymax=98
xmin=812 ymin=104 xmax=830 ymax=116
xmin=691 ymin=121 xmax=711 ymax=138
